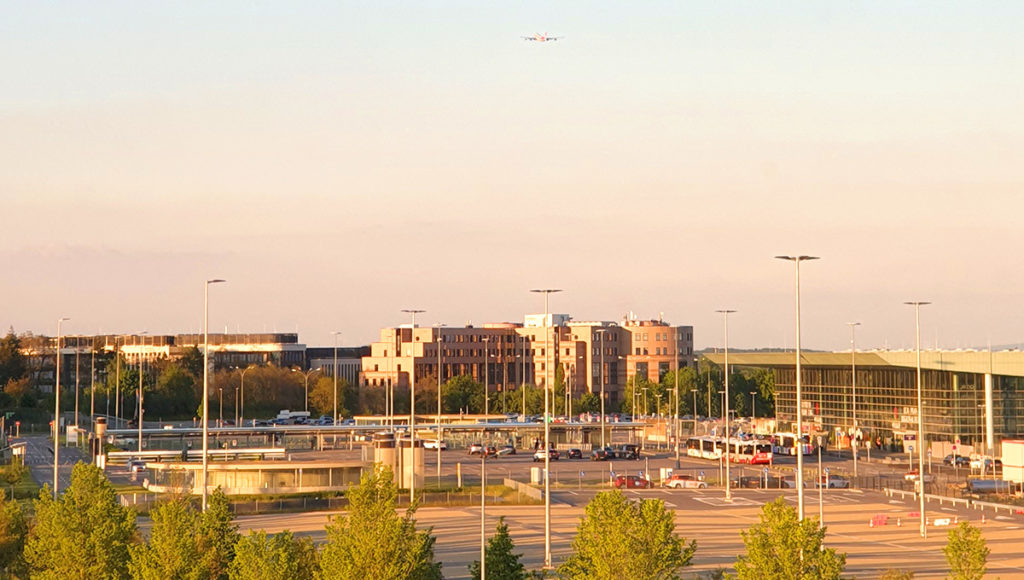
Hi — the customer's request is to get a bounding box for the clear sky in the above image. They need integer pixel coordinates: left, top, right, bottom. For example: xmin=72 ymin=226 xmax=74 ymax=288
xmin=3 ymin=2 xmax=1023 ymax=351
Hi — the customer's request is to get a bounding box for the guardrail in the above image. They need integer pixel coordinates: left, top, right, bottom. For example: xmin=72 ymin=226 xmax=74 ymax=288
xmin=884 ymin=487 xmax=1022 ymax=516
xmin=108 ymin=447 xmax=286 ymax=463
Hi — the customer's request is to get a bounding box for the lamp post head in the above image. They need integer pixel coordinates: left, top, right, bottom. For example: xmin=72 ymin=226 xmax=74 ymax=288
xmin=715 ymin=309 xmax=737 ymax=315
xmin=207 ymin=279 xmax=226 ymax=285
xmin=530 ymin=289 xmax=562 ymax=294
xmin=775 ymin=255 xmax=819 ymax=262
xmin=903 ymin=301 xmax=932 ymax=307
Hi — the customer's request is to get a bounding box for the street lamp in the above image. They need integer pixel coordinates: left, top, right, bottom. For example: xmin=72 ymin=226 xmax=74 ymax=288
xmin=674 ymin=328 xmax=681 ymax=468
xmin=847 ymin=322 xmax=861 ymax=481
xmin=749 ymin=391 xmax=757 ymax=424
xmin=595 ymin=328 xmax=609 ymax=448
xmin=53 ymin=317 xmax=70 ymax=498
xmin=435 ymin=323 xmax=446 ymax=483
xmin=294 ymin=367 xmax=322 ymax=413
xmin=716 ymin=309 xmax=736 ymax=502
xmin=401 ymin=308 xmax=425 ymax=503
xmin=238 ymin=365 xmax=256 ymax=427
xmin=482 ymin=337 xmax=490 ymax=418
xmin=691 ymin=388 xmax=699 ymax=434
xmin=905 ymin=300 xmax=930 ymax=538
xmin=775 ymin=254 xmax=818 ymax=520
xmin=332 ymin=331 xmax=342 ymax=426
xmin=136 ymin=331 xmax=148 ymax=455
xmin=530 ymin=288 xmax=561 ymax=570
xmin=202 ymin=278 xmax=226 ymax=512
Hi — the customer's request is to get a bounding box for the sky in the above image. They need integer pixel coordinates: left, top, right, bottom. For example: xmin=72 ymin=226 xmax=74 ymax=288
xmin=2 ymin=2 xmax=1023 ymax=351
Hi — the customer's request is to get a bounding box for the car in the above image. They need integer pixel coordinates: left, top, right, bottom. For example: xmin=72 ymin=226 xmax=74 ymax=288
xmin=533 ymin=449 xmax=559 ymax=462
xmin=904 ymin=470 xmax=935 ymax=482
xmin=591 ymin=447 xmax=616 ymax=461
xmin=733 ymin=475 xmax=790 ymax=489
xmin=484 ymin=446 xmax=498 ymax=457
xmin=970 ymin=458 xmax=1002 ymax=472
xmin=664 ymin=474 xmax=707 ymax=489
xmin=423 ymin=440 xmax=449 ymax=450
xmin=497 ymin=445 xmax=516 ymax=456
xmin=616 ymin=444 xmax=640 ymax=460
xmin=815 ymin=475 xmax=850 ymax=489
xmin=613 ymin=475 xmax=652 ymax=489
xmin=943 ymin=454 xmax=970 ymax=467
xmin=468 ymin=443 xmax=485 ymax=455
xmin=567 ymin=448 xmax=583 ymax=459
xmin=127 ymin=459 xmax=147 ymax=473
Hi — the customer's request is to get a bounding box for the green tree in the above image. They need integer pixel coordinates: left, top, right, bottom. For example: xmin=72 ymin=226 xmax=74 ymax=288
xmin=0 ymin=330 xmax=26 ymax=387
xmin=1 ymin=459 xmax=27 ymax=500
xmin=150 ymin=363 xmax=198 ymax=418
xmin=576 ymin=392 xmax=600 ymax=414
xmin=318 ymin=465 xmax=441 ymax=580
xmin=229 ymin=530 xmax=318 ymax=580
xmin=442 ymin=375 xmax=483 ymax=414
xmin=25 ymin=462 xmax=137 ymax=579
xmin=468 ymin=517 xmax=527 ymax=580
xmin=0 ymin=492 xmax=27 ymax=579
xmin=195 ymin=489 xmax=241 ymax=579
xmin=943 ymin=521 xmax=989 ymax=580
xmin=128 ymin=497 xmax=201 ymax=579
xmin=309 ymin=376 xmax=353 ymax=418
xmin=559 ymin=490 xmax=695 ymax=579
xmin=734 ymin=497 xmax=846 ymax=580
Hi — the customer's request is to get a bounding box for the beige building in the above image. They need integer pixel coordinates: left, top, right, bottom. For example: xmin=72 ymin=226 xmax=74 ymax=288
xmin=359 ymin=314 xmax=694 ymax=407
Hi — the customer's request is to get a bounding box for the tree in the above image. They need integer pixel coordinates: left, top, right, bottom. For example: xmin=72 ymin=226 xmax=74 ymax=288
xmin=442 ymin=375 xmax=483 ymax=414
xmin=229 ymin=530 xmax=318 ymax=580
xmin=0 ymin=330 xmax=26 ymax=387
xmin=128 ymin=497 xmax=202 ymax=579
xmin=179 ymin=346 xmax=205 ymax=380
xmin=318 ymin=465 xmax=441 ymax=580
xmin=943 ymin=521 xmax=989 ymax=580
xmin=308 ymin=376 xmax=353 ymax=418
xmin=195 ymin=489 xmax=241 ymax=579
xmin=559 ymin=490 xmax=695 ymax=579
xmin=24 ymin=462 xmax=137 ymax=579
xmin=150 ymin=363 xmax=198 ymax=418
xmin=576 ymin=392 xmax=600 ymax=414
xmin=879 ymin=570 xmax=915 ymax=580
xmin=0 ymin=493 xmax=27 ymax=579
xmin=468 ymin=517 xmax=527 ymax=580
xmin=734 ymin=497 xmax=846 ymax=580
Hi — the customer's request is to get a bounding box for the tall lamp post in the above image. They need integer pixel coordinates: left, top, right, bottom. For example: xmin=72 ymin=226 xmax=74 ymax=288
xmin=435 ymin=323 xmax=446 ymax=482
xmin=775 ymin=254 xmax=818 ymax=520
xmin=239 ymin=365 xmax=255 ymax=427
xmin=905 ymin=301 xmax=930 ymax=538
xmin=401 ymin=308 xmax=425 ymax=503
xmin=295 ymin=368 xmax=322 ymax=413
xmin=691 ymin=388 xmax=699 ymax=434
xmin=53 ymin=317 xmax=70 ymax=498
xmin=331 ymin=331 xmax=342 ymax=426
xmin=715 ymin=309 xmax=736 ymax=502
xmin=674 ymin=327 xmax=681 ymax=468
xmin=749 ymin=391 xmax=757 ymax=424
xmin=847 ymin=322 xmax=861 ymax=481
xmin=595 ymin=328 xmax=608 ymax=448
xmin=202 ymin=278 xmax=226 ymax=512
xmin=136 ymin=331 xmax=148 ymax=455
xmin=530 ymin=288 xmax=561 ymax=570
xmin=482 ymin=337 xmax=490 ymax=418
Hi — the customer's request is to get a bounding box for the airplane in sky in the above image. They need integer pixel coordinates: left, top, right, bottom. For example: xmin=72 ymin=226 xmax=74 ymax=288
xmin=522 ymin=33 xmax=562 ymax=42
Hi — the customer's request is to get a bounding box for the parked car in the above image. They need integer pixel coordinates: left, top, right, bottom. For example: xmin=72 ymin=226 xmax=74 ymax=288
xmin=533 ymin=449 xmax=560 ymax=462
xmin=468 ymin=443 xmax=485 ymax=455
xmin=423 ymin=440 xmax=448 ymax=450
xmin=815 ymin=475 xmax=850 ymax=489
xmin=664 ymin=474 xmax=707 ymax=489
xmin=496 ymin=445 xmax=516 ymax=456
xmin=904 ymin=470 xmax=935 ymax=482
xmin=484 ymin=446 xmax=498 ymax=457
xmin=616 ymin=444 xmax=640 ymax=460
xmin=613 ymin=475 xmax=652 ymax=489
xmin=127 ymin=459 xmax=147 ymax=473
xmin=567 ymin=448 xmax=583 ymax=459
xmin=970 ymin=458 xmax=1002 ymax=473
xmin=591 ymin=447 xmax=616 ymax=461
xmin=943 ymin=454 xmax=970 ymax=467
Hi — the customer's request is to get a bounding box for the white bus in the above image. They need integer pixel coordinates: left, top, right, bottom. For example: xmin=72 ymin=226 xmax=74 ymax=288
xmin=686 ymin=436 xmax=723 ymax=460
xmin=772 ymin=432 xmax=813 ymax=456
xmin=732 ymin=439 xmax=774 ymax=464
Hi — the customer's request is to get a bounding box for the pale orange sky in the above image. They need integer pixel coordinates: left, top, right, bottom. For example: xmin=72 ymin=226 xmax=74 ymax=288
xmin=2 ymin=2 xmax=1023 ymax=350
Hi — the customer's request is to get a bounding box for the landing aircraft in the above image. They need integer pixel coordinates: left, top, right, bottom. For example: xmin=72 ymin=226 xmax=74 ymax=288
xmin=522 ymin=33 xmax=561 ymax=42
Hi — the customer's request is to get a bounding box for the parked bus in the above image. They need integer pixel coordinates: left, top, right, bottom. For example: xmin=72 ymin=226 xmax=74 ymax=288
xmin=732 ymin=439 xmax=774 ymax=464
xmin=772 ymin=432 xmax=813 ymax=456
xmin=686 ymin=436 xmax=723 ymax=460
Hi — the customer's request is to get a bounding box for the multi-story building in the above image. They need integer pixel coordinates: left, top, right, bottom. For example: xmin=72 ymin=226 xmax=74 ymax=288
xmin=359 ymin=314 xmax=695 ymax=406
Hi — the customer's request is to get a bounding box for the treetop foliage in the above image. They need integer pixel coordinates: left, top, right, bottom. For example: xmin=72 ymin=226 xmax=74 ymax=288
xmin=734 ymin=496 xmax=846 ymax=580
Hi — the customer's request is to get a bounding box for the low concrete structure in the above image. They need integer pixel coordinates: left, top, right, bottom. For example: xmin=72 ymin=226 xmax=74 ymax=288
xmin=143 ymin=459 xmax=367 ymax=495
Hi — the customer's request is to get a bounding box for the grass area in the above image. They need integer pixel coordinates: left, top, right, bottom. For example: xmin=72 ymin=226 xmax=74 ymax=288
xmin=1 ymin=461 xmax=40 ymax=501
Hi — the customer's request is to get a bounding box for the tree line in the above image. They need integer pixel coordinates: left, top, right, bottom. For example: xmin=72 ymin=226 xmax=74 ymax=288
xmin=0 ymin=460 xmax=991 ymax=579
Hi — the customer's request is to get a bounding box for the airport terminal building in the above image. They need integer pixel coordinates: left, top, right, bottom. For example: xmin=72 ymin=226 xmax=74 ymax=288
xmin=707 ymin=350 xmax=1024 ymax=456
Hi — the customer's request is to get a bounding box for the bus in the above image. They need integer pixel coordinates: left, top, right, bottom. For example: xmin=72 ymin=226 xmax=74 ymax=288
xmin=686 ymin=436 xmax=723 ymax=460
xmin=772 ymin=432 xmax=813 ymax=456
xmin=732 ymin=439 xmax=773 ymax=464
